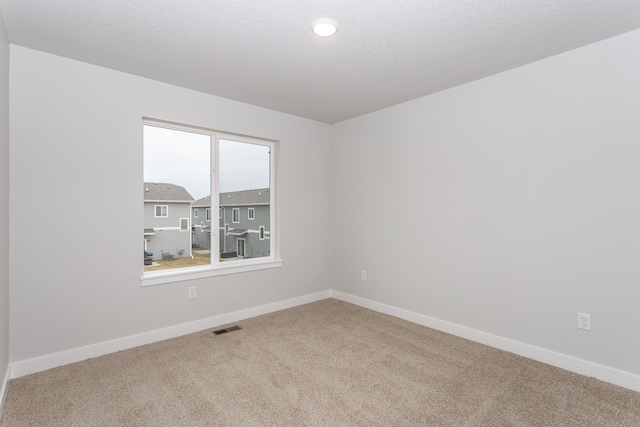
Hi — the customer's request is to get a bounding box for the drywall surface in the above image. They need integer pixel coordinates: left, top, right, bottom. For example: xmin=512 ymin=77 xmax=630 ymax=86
xmin=9 ymin=46 xmax=333 ymax=362
xmin=332 ymin=29 xmax=640 ymax=375
xmin=0 ymin=10 xmax=11 ymax=401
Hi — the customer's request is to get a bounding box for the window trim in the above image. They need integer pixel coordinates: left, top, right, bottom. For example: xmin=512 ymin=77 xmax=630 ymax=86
xmin=259 ymin=225 xmax=265 ymax=240
xmin=232 ymin=208 xmax=240 ymax=223
xmin=194 ymin=209 xmax=198 ymax=218
xmin=141 ymin=118 xmax=281 ymax=286
xmin=180 ymin=218 xmax=189 ymax=231
xmin=248 ymin=207 xmax=255 ymax=220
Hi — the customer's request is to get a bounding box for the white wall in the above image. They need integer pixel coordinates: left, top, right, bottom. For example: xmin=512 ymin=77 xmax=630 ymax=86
xmin=0 ymin=9 xmax=11 ymax=407
xmin=332 ymin=30 xmax=640 ymax=375
xmin=9 ymin=46 xmax=333 ymax=363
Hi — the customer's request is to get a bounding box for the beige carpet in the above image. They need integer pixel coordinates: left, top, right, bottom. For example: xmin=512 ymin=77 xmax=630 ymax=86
xmin=1 ymin=299 xmax=639 ymax=426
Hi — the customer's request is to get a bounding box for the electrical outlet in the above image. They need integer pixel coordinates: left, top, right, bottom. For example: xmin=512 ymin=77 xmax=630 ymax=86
xmin=361 ymin=270 xmax=367 ymax=281
xmin=578 ymin=312 xmax=591 ymax=331
xmin=188 ymin=286 xmax=197 ymax=300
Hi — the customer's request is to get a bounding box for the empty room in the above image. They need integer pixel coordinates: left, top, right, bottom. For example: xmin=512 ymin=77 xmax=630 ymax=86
xmin=0 ymin=1 xmax=639 ymax=425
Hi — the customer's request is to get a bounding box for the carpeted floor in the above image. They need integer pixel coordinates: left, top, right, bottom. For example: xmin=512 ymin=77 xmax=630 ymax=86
xmin=1 ymin=299 xmax=639 ymax=426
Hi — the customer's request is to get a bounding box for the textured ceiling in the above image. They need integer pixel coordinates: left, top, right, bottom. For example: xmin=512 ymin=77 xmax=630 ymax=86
xmin=1 ymin=1 xmax=639 ymax=123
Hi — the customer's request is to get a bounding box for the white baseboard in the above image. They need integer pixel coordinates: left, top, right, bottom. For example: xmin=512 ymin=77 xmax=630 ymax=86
xmin=0 ymin=363 xmax=9 ymax=420
xmin=330 ymin=290 xmax=640 ymax=393
xmin=10 ymin=290 xmax=331 ymax=379
xmin=9 ymin=289 xmax=639 ymax=393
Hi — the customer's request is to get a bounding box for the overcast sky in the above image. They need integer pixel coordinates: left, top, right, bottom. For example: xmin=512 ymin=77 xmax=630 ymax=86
xmin=143 ymin=125 xmax=270 ymax=199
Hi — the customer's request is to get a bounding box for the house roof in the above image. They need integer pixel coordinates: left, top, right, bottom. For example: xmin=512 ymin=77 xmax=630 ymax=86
xmin=193 ymin=188 xmax=270 ymax=208
xmin=220 ymin=188 xmax=270 ymax=206
xmin=144 ymin=182 xmax=194 ymax=202
xmin=228 ymin=228 xmax=248 ymax=236
xmin=192 ymin=195 xmax=211 ymax=207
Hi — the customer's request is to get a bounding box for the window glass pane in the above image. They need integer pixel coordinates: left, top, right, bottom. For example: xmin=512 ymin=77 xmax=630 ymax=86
xmin=144 ymin=125 xmax=211 ymax=272
xmin=219 ymin=139 xmax=270 ymax=261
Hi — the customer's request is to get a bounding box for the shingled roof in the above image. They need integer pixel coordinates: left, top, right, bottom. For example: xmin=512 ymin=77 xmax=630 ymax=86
xmin=193 ymin=188 xmax=270 ymax=207
xmin=144 ymin=182 xmax=194 ymax=202
xmin=192 ymin=195 xmax=211 ymax=207
xmin=220 ymin=188 xmax=270 ymax=206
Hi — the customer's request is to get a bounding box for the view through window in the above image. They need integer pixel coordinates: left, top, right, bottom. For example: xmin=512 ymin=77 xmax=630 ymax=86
xmin=143 ymin=122 xmax=272 ymax=275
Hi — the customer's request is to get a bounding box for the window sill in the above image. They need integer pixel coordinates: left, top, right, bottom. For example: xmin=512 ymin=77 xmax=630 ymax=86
xmin=141 ymin=258 xmax=283 ymax=287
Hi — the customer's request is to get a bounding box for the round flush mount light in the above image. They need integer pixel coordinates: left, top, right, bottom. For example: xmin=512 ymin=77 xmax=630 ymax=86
xmin=312 ymin=18 xmax=338 ymax=37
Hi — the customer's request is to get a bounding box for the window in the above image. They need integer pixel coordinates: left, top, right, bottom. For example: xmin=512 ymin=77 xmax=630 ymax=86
xmin=143 ymin=119 xmax=280 ymax=285
xmin=155 ymin=205 xmax=168 ymax=217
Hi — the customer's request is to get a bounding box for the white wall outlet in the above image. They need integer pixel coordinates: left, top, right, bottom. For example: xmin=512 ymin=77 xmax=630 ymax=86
xmin=361 ymin=270 xmax=367 ymax=281
xmin=188 ymin=286 xmax=197 ymax=300
xmin=578 ymin=312 xmax=591 ymax=331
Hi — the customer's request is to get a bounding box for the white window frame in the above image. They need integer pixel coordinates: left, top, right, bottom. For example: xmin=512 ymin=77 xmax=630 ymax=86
xmin=206 ymin=208 xmax=211 ymax=221
xmin=194 ymin=209 xmax=198 ymax=218
xmin=142 ymin=118 xmax=281 ymax=286
xmin=248 ymin=207 xmax=255 ymax=220
xmin=180 ymin=218 xmax=189 ymax=231
xmin=232 ymin=208 xmax=240 ymax=223
xmin=259 ymin=226 xmax=265 ymax=240
xmin=155 ymin=205 xmax=168 ymax=217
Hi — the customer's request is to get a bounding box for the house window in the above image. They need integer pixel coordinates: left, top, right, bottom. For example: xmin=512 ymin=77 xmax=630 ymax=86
xmin=259 ymin=226 xmax=265 ymax=240
xmin=143 ymin=120 xmax=280 ymax=286
xmin=155 ymin=205 xmax=168 ymax=217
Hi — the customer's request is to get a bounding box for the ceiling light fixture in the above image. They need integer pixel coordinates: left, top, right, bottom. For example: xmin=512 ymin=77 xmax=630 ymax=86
xmin=312 ymin=18 xmax=338 ymax=37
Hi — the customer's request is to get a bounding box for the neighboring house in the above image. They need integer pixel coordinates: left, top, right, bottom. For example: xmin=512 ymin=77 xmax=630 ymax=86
xmin=220 ymin=188 xmax=270 ymax=259
xmin=191 ymin=195 xmax=212 ymax=250
xmin=191 ymin=188 xmax=270 ymax=260
xmin=144 ymin=182 xmax=194 ymax=261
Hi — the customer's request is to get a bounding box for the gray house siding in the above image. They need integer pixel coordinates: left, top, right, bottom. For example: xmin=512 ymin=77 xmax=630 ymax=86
xmin=144 ymin=183 xmax=194 ymax=261
xmin=192 ymin=224 xmax=210 ymax=250
xmin=144 ymin=202 xmax=192 ymax=260
xmin=220 ymin=204 xmax=270 ymax=259
xmin=192 ymin=188 xmax=270 ymax=261
xmin=192 ymin=197 xmax=212 ymax=250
